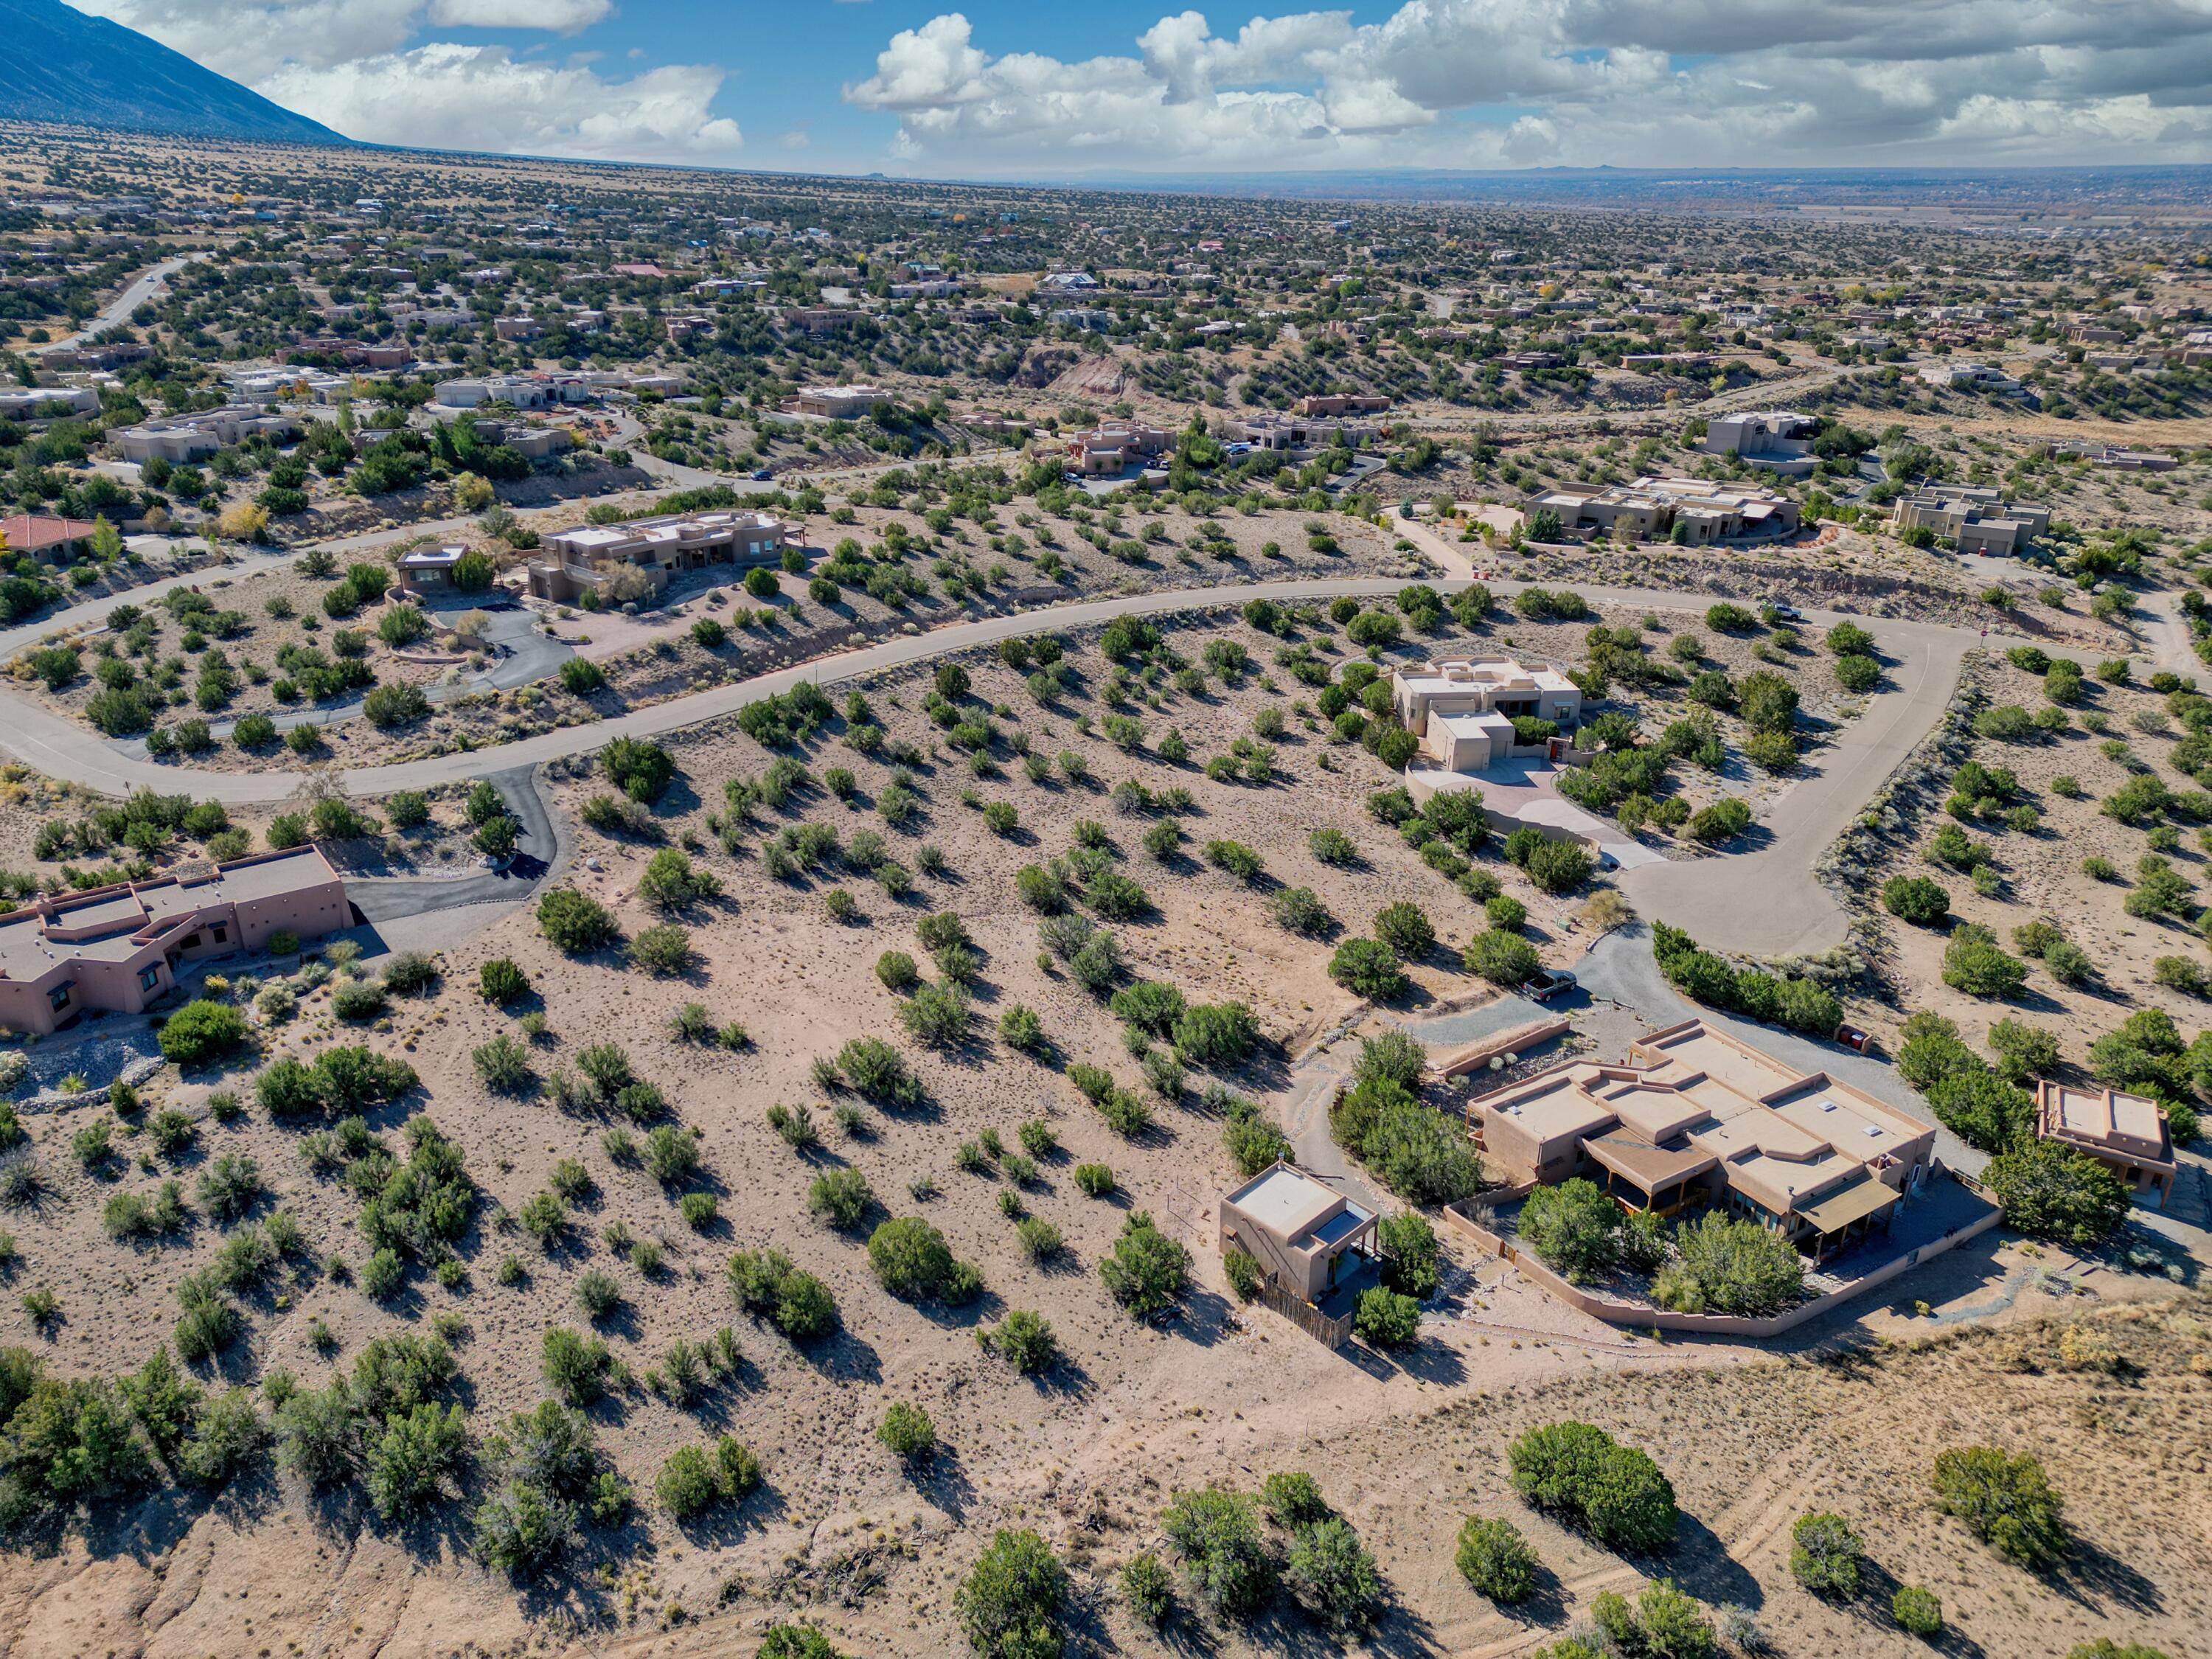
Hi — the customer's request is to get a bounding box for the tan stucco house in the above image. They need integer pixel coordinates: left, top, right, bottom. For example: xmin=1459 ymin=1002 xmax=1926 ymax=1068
xmin=1470 ymin=1019 xmax=1938 ymax=1262
xmin=1218 ymin=1161 xmax=1378 ymax=1303
xmin=0 ymin=846 xmax=349 ymax=1037
xmin=2033 ymin=1081 xmax=2176 ymax=1204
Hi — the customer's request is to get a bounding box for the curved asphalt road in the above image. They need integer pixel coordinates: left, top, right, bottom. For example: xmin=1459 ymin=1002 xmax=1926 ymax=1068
xmin=348 ymin=764 xmax=566 ymax=922
xmin=0 ymin=560 xmax=2152 ymax=956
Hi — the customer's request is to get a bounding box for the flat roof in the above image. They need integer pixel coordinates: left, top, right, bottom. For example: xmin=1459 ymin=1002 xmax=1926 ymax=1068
xmin=2039 ymin=1082 xmax=2171 ymax=1164
xmin=1476 ymin=1018 xmax=1935 ymax=1221
xmin=1225 ymin=1164 xmax=1341 ymax=1244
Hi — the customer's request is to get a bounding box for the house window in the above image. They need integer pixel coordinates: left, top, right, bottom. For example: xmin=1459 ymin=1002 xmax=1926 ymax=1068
xmin=180 ymin=932 xmax=201 ymax=950
xmin=211 ymin=925 xmax=228 ymax=944
xmin=139 ymin=967 xmax=160 ymax=992
xmin=47 ymin=984 xmax=70 ymax=1010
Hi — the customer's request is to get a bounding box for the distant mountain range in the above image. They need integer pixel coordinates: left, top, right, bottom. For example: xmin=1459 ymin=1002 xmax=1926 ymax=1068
xmin=1054 ymin=164 xmax=2212 ymax=212
xmin=2 ymin=0 xmax=347 ymax=145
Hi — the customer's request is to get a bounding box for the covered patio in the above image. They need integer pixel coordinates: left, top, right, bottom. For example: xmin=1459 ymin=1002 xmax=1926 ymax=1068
xmin=1793 ymin=1173 xmax=1902 ymax=1265
xmin=1583 ymin=1131 xmax=1717 ymax=1219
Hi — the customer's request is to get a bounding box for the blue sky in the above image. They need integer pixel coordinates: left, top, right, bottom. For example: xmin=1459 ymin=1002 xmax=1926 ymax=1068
xmin=72 ymin=0 xmax=2212 ymax=175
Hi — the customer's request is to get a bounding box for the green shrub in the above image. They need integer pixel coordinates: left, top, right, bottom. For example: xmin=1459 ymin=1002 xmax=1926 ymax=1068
xmin=1892 ymin=1584 xmax=1944 ymax=1638
xmin=157 ymin=1000 xmax=248 ymax=1066
xmin=1932 ymin=1445 xmax=2066 ymax=1567
xmin=1455 ymin=1515 xmax=1540 ymax=1604
xmin=1121 ymin=1551 xmax=1175 ymax=1629
xmin=1222 ymin=1248 xmax=1262 ymax=1300
xmin=877 ymin=1401 xmax=936 ymax=1462
xmin=1790 ymin=1511 xmax=1865 ymax=1598
xmin=1652 ymin=1210 xmax=1804 ymax=1318
xmin=1464 ymin=928 xmax=1540 ymax=986
xmin=1328 ymin=937 xmax=1405 ymax=1000
xmin=537 ymin=888 xmax=620 ymax=954
xmin=479 ymin=958 xmax=530 ymax=1005
xmin=956 ymin=1529 xmax=1068 ymax=1659
xmin=726 ymin=1249 xmax=838 ymax=1339
xmin=1507 ymin=1420 xmax=1677 ymax=1551
xmin=1098 ymin=1211 xmax=1191 ymax=1320
xmin=1161 ymin=1486 xmax=1276 ymax=1618
xmin=982 ymin=1309 xmax=1059 ymax=1374
xmin=1984 ymin=1138 xmax=2129 ymax=1248
xmin=1882 ymin=875 xmax=1950 ymax=925
xmin=1354 ymin=1286 xmax=1421 ymax=1348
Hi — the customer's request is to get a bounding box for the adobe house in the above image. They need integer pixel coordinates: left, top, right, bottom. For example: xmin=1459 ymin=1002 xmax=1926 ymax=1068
xmin=1470 ymin=1018 xmax=1938 ymax=1263
xmin=1218 ymin=1160 xmax=1378 ymax=1303
xmin=1391 ymin=656 xmax=1583 ymax=773
xmin=526 ymin=509 xmax=787 ymax=604
xmin=2033 ymin=1081 xmax=2177 ymax=1205
xmin=0 ymin=846 xmax=348 ymax=1037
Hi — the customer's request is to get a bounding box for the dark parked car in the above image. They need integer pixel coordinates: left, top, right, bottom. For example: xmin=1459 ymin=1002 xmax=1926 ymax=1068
xmin=1526 ymin=968 xmax=1578 ymax=1003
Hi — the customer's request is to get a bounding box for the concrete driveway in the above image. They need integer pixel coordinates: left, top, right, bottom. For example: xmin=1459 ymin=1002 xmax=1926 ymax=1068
xmin=348 ymin=764 xmax=566 ymax=922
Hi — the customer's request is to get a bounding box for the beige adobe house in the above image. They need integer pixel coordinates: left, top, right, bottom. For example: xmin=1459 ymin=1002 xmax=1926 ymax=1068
xmin=526 ymin=509 xmax=788 ymax=603
xmin=115 ymin=407 xmax=299 ymax=465
xmin=1219 ymin=411 xmax=1376 ymax=452
xmin=1471 ymin=1019 xmax=1937 ymax=1262
xmin=1532 ymin=475 xmax=1801 ymax=544
xmin=2033 ymin=1082 xmax=2176 ymax=1204
xmin=1891 ymin=487 xmax=2051 ymax=555
xmin=0 ymin=846 xmax=349 ymax=1037
xmin=1218 ymin=1160 xmax=1377 ymax=1303
xmin=1392 ymin=657 xmax=1582 ymax=773
xmin=792 ymin=384 xmax=892 ymax=419
xmin=1702 ymin=411 xmax=1819 ymax=478
xmin=1060 ymin=421 xmax=1172 ymax=476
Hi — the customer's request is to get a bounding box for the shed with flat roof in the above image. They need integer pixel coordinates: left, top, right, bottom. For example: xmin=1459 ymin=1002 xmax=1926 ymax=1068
xmin=1219 ymin=1161 xmax=1377 ymax=1304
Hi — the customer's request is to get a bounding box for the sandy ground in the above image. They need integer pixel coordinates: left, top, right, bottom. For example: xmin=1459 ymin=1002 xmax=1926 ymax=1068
xmin=1865 ymin=656 xmax=2212 ymax=1067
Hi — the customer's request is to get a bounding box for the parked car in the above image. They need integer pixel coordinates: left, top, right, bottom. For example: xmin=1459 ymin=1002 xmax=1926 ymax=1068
xmin=1526 ymin=968 xmax=1578 ymax=1003
xmin=749 ymin=467 xmax=773 ymax=481
xmin=1769 ymin=602 xmax=1805 ymax=622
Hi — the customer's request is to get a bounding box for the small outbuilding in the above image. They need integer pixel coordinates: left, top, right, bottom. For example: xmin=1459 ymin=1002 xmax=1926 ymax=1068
xmin=1218 ymin=1160 xmax=1377 ymax=1304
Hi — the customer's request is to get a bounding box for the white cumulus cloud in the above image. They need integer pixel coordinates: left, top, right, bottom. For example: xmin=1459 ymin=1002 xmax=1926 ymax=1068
xmin=67 ymin=0 xmax=741 ymax=164
xmin=842 ymin=0 xmax=2212 ymax=172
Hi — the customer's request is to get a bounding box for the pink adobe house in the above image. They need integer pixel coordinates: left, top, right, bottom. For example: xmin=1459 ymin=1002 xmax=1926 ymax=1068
xmin=0 ymin=846 xmax=349 ymax=1037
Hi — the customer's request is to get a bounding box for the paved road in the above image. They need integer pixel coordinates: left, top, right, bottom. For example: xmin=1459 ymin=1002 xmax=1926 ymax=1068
xmin=1613 ymin=607 xmax=1976 ymax=957
xmin=0 ymin=571 xmax=2035 ymax=947
xmin=0 ymin=567 xmax=2092 ymax=961
xmin=0 ymin=512 xmax=485 ymax=659
xmin=30 ymin=254 xmax=200 ymax=355
xmin=0 ymin=575 xmax=1440 ymax=803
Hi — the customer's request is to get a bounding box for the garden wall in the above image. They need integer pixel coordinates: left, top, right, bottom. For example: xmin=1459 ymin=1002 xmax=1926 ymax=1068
xmin=1440 ymin=1173 xmax=2003 ymax=1338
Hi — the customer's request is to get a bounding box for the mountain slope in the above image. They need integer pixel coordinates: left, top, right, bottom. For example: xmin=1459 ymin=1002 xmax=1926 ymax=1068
xmin=1 ymin=0 xmax=347 ymax=145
